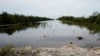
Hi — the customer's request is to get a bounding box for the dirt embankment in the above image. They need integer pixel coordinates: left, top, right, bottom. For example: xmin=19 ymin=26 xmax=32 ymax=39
xmin=1 ymin=44 xmax=100 ymax=56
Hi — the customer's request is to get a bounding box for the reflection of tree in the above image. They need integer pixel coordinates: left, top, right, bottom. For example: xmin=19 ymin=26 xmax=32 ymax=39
xmin=0 ymin=23 xmax=41 ymax=35
xmin=40 ymin=23 xmax=47 ymax=28
xmin=96 ymin=33 xmax=100 ymax=40
xmin=60 ymin=21 xmax=100 ymax=34
xmin=58 ymin=12 xmax=100 ymax=34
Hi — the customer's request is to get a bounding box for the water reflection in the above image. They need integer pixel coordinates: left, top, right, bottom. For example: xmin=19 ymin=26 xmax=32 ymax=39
xmin=0 ymin=20 xmax=100 ymax=48
xmin=61 ymin=21 xmax=100 ymax=34
xmin=0 ymin=23 xmax=41 ymax=35
xmin=97 ymin=33 xmax=100 ymax=40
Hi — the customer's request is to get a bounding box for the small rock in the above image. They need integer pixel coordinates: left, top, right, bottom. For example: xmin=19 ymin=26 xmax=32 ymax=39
xmin=77 ymin=36 xmax=84 ymax=40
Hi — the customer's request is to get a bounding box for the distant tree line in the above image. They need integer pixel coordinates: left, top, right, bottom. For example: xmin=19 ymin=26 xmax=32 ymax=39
xmin=0 ymin=12 xmax=52 ymax=25
xmin=58 ymin=12 xmax=100 ymax=24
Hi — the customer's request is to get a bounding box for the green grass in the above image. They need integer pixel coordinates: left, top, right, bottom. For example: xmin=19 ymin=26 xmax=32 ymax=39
xmin=0 ymin=45 xmax=14 ymax=56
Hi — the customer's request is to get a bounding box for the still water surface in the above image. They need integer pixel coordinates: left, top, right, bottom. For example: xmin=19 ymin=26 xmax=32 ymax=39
xmin=0 ymin=20 xmax=100 ymax=48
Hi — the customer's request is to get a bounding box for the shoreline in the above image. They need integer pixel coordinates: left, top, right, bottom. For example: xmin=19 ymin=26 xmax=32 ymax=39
xmin=1 ymin=44 xmax=100 ymax=56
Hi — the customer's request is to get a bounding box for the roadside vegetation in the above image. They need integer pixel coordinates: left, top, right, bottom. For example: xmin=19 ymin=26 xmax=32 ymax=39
xmin=0 ymin=12 xmax=52 ymax=25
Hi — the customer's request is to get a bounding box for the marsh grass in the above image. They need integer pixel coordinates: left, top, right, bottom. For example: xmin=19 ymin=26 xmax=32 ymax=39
xmin=0 ymin=44 xmax=14 ymax=56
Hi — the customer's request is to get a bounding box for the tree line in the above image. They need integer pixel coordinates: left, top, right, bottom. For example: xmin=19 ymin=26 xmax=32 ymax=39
xmin=0 ymin=12 xmax=52 ymax=25
xmin=58 ymin=12 xmax=100 ymax=24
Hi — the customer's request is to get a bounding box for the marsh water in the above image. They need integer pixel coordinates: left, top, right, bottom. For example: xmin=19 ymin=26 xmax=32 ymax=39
xmin=0 ymin=20 xmax=100 ymax=48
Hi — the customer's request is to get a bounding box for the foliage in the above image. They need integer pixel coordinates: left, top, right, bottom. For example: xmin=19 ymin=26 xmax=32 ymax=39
xmin=58 ymin=12 xmax=100 ymax=34
xmin=58 ymin=12 xmax=100 ymax=25
xmin=0 ymin=12 xmax=52 ymax=25
xmin=0 ymin=45 xmax=14 ymax=56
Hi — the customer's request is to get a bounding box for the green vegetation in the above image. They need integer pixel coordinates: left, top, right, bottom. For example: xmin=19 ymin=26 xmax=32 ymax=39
xmin=58 ymin=12 xmax=100 ymax=25
xmin=0 ymin=45 xmax=14 ymax=56
xmin=58 ymin=12 xmax=100 ymax=34
xmin=0 ymin=12 xmax=52 ymax=25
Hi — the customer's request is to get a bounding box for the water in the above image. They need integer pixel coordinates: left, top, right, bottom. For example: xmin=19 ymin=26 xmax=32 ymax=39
xmin=0 ymin=20 xmax=100 ymax=48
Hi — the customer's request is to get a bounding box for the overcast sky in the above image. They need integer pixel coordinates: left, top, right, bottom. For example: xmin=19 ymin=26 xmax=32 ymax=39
xmin=0 ymin=0 xmax=100 ymax=19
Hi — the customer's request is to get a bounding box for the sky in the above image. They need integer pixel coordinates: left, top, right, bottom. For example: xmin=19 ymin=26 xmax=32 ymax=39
xmin=0 ymin=0 xmax=100 ymax=19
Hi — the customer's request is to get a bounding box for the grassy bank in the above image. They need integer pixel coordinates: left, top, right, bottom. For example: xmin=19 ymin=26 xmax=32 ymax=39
xmin=58 ymin=12 xmax=100 ymax=34
xmin=58 ymin=12 xmax=100 ymax=25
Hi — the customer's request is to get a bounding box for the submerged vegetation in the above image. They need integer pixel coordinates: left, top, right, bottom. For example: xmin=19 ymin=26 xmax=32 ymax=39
xmin=0 ymin=12 xmax=52 ymax=25
xmin=58 ymin=12 xmax=100 ymax=33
